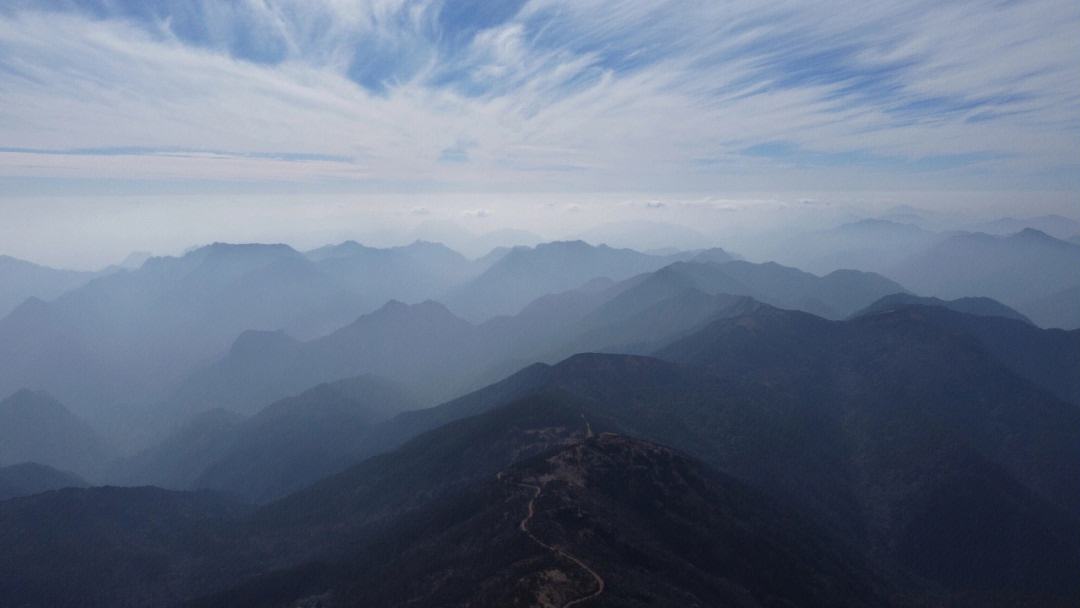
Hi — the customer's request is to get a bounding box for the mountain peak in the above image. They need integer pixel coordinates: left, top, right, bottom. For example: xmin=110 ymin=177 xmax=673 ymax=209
xmin=362 ymin=298 xmax=467 ymax=327
xmin=6 ymin=296 xmax=51 ymax=320
xmin=189 ymin=242 xmax=300 ymax=260
xmin=1014 ymin=227 xmax=1055 ymax=240
xmin=690 ymin=247 xmax=735 ymax=264
xmin=535 ymin=239 xmax=594 ymax=252
xmin=852 ymin=293 xmax=1032 ymax=324
xmin=228 ymin=329 xmax=299 ymax=357
xmin=2 ymin=388 xmax=63 ymax=411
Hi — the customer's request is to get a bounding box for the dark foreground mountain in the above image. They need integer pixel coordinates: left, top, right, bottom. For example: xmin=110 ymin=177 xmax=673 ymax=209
xmin=197 ymin=434 xmax=888 ymax=608
xmin=330 ymin=304 xmax=1080 ymax=604
xmin=0 ymin=487 xmax=252 ymax=607
xmin=850 ymin=302 xmax=1080 ymax=408
xmin=0 ymin=394 xmax=888 ymax=608
xmin=0 ymin=462 xmax=87 ymax=501
xmin=0 ymin=389 xmax=112 ymax=477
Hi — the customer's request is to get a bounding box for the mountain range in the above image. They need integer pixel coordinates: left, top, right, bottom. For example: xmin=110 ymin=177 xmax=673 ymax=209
xmin=5 ymin=295 xmax=1080 ymax=605
xmin=163 ymin=258 xmax=904 ymax=425
xmin=3 ymin=232 xmax=1080 ymax=606
xmin=0 ymin=255 xmax=101 ymax=319
xmin=0 ymin=463 xmax=87 ymax=501
xmin=888 ymin=228 xmax=1080 ymax=329
xmin=0 ymin=389 xmax=112 ymax=477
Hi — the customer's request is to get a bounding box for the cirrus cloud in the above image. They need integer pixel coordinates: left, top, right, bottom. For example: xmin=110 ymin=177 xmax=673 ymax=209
xmin=0 ymin=0 xmax=1076 ymax=195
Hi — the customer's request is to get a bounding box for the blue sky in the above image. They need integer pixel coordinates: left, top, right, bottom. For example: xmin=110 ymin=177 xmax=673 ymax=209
xmin=0 ymin=1 xmax=1078 ymax=266
xmin=0 ymin=0 xmax=1077 ymax=193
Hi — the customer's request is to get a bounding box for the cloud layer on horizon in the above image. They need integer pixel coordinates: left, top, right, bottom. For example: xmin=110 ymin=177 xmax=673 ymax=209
xmin=0 ymin=0 xmax=1078 ymax=194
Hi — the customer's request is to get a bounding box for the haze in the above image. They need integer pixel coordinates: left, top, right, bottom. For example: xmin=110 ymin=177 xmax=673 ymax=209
xmin=1 ymin=1 xmax=1078 ymax=267
xmin=2 ymin=2 xmax=1080 ymax=607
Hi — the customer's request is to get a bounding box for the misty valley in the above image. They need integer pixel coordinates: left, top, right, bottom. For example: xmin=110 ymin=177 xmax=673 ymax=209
xmin=3 ymin=1 xmax=1080 ymax=606
xmin=2 ymin=224 xmax=1080 ymax=607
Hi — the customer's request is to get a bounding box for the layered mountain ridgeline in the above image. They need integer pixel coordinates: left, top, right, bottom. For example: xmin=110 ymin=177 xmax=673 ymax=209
xmin=0 ymin=243 xmax=366 ymax=427
xmin=443 ymin=240 xmax=733 ymax=320
xmin=303 ymin=240 xmax=482 ymax=306
xmin=0 ymin=462 xmax=87 ymax=501
xmin=168 ymin=258 xmax=902 ymax=417
xmin=34 ymin=283 xmax=1073 ymax=512
xmin=109 ymin=375 xmax=417 ymax=501
xmin=851 ymin=301 xmax=1080 ymax=408
xmin=0 ymin=240 xmax=729 ymax=443
xmin=5 ymin=299 xmax=1080 ymax=605
xmin=766 ymin=218 xmax=945 ymax=275
xmin=332 ymin=303 xmax=1080 ymax=601
xmin=852 ymin=292 xmax=1032 ymax=324
xmin=969 ymin=215 xmax=1080 ymax=240
xmin=0 ymin=396 xmax=890 ymax=608
xmin=0 ymin=389 xmax=113 ymax=477
xmin=1025 ymin=284 xmax=1080 ymax=332
xmin=0 ymin=255 xmax=101 ymax=318
xmin=888 ymin=229 xmax=1080 ymax=328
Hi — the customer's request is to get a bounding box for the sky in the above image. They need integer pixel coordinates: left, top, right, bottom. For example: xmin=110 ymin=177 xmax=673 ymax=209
xmin=1 ymin=0 xmax=1079 ymax=267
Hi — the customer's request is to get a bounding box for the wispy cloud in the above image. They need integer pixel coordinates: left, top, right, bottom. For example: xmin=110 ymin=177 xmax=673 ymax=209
xmin=0 ymin=0 xmax=1077 ymax=193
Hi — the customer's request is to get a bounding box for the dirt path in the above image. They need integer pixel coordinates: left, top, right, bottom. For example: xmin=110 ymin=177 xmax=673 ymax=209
xmin=515 ymin=481 xmax=605 ymax=608
xmin=496 ymin=415 xmax=604 ymax=606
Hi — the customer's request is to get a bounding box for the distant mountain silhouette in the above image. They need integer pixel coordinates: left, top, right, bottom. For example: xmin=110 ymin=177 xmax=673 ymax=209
xmin=0 ymin=255 xmax=98 ymax=318
xmin=888 ymin=229 xmax=1080 ymax=328
xmin=765 ymin=219 xmax=944 ymax=275
xmin=167 ymin=300 xmax=472 ymax=415
xmin=171 ymin=258 xmax=900 ymax=418
xmin=114 ymin=250 xmax=152 ymax=270
xmin=657 ymin=260 xmax=906 ymax=319
xmin=445 ymin=240 xmax=716 ymax=320
xmin=0 ymin=243 xmax=368 ymax=434
xmin=193 ymin=375 xmax=417 ymax=502
xmin=0 ymin=390 xmax=112 ymax=477
xmin=571 ymin=220 xmax=717 ymax=251
xmin=115 ymin=373 xmax=416 ymax=502
xmin=0 ymin=462 xmax=87 ymax=501
xmin=852 ymin=292 xmax=1032 ymax=323
xmin=970 ymin=215 xmax=1080 ymax=240
xmin=1025 ymin=285 xmax=1080 ymax=331
xmin=305 ymin=240 xmax=478 ymax=305
xmin=105 ymin=408 xmax=244 ymax=490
